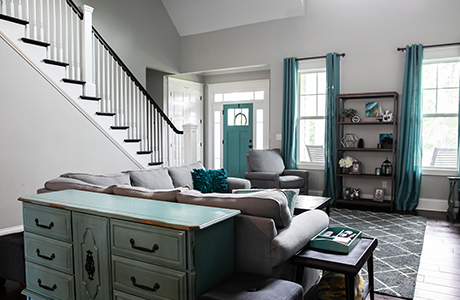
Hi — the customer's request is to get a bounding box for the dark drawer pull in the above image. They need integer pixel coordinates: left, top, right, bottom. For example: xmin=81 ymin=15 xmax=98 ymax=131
xmin=38 ymin=279 xmax=57 ymax=291
xmin=131 ymin=276 xmax=160 ymax=292
xmin=129 ymin=238 xmax=159 ymax=253
xmin=36 ymin=249 xmax=56 ymax=261
xmin=35 ymin=218 xmax=54 ymax=229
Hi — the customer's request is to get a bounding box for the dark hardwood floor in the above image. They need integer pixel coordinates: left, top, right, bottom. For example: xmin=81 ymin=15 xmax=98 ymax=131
xmin=1 ymin=211 xmax=458 ymax=300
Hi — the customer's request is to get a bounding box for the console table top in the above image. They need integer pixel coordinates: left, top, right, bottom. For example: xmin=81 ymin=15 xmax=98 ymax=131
xmin=19 ymin=190 xmax=240 ymax=231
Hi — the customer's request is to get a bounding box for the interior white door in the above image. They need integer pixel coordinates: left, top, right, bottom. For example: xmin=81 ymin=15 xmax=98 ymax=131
xmin=167 ymin=78 xmax=204 ymax=163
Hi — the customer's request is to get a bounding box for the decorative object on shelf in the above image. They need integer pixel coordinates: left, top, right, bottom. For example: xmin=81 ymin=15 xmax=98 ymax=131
xmin=382 ymin=110 xmax=393 ymax=122
xmin=373 ymin=188 xmax=385 ymax=202
xmin=352 ymin=115 xmax=361 ymax=123
xmin=343 ymin=187 xmax=353 ymax=200
xmin=381 ymin=158 xmax=392 ymax=175
xmin=341 ymin=133 xmax=359 ymax=148
xmin=350 ymin=188 xmax=361 ymax=200
xmin=339 ymin=108 xmax=356 ymax=122
xmin=379 ymin=133 xmax=393 ymax=149
xmin=339 ymin=156 xmax=356 ymax=174
xmin=365 ymin=102 xmax=378 ymax=117
xmin=376 ymin=106 xmax=384 ymax=122
xmin=358 ymin=138 xmax=364 ymax=148
xmin=351 ymin=161 xmax=362 ymax=174
xmin=375 ymin=167 xmax=381 ymax=176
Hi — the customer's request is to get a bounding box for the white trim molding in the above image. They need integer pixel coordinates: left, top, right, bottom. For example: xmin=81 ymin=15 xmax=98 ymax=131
xmin=0 ymin=225 xmax=24 ymax=236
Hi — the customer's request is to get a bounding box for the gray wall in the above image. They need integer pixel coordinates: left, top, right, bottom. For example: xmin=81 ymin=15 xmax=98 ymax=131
xmin=0 ymin=40 xmax=140 ymax=230
xmin=74 ymin=0 xmax=180 ymax=85
xmin=179 ymin=0 xmax=460 ymax=210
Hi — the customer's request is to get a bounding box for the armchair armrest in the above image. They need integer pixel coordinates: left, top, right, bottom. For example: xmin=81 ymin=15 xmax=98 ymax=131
xmin=244 ymin=172 xmax=280 ymax=181
xmin=283 ymin=169 xmax=309 ymax=194
xmin=271 ymin=210 xmax=329 ymax=268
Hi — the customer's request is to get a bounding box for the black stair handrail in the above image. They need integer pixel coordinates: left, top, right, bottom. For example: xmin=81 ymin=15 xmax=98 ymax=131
xmin=66 ymin=0 xmax=183 ymax=135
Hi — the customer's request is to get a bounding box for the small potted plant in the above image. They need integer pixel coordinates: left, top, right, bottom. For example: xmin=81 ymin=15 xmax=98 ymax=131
xmin=339 ymin=156 xmax=356 ymax=174
xmin=339 ymin=108 xmax=356 ymax=122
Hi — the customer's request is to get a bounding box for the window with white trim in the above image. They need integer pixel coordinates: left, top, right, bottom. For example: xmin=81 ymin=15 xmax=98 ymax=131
xmin=297 ymin=65 xmax=326 ymax=166
xmin=422 ymin=57 xmax=459 ymax=170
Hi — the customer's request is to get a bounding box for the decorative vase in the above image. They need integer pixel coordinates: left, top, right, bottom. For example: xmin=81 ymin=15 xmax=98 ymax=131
xmin=342 ymin=167 xmax=352 ymax=174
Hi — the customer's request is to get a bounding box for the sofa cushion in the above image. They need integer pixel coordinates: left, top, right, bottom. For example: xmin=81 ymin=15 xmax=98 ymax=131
xmin=192 ymin=168 xmax=229 ymax=193
xmin=45 ymin=177 xmax=115 ymax=194
xmin=176 ymin=189 xmax=292 ymax=228
xmin=247 ymin=149 xmax=285 ymax=174
xmin=66 ymin=172 xmax=130 ymax=186
xmin=127 ymin=168 xmax=175 ymax=190
xmin=112 ymin=185 xmax=188 ymax=202
xmin=167 ymin=161 xmax=205 ymax=188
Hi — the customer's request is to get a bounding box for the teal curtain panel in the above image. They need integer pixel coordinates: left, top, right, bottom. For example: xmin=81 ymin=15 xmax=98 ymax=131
xmin=396 ymin=44 xmax=424 ymax=211
xmin=323 ymin=53 xmax=341 ymax=201
xmin=281 ymin=57 xmax=298 ymax=169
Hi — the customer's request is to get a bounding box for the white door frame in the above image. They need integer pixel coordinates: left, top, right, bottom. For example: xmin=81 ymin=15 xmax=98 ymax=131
xmin=206 ymin=79 xmax=270 ymax=169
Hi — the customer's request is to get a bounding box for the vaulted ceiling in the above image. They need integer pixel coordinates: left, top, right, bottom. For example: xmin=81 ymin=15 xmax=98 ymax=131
xmin=161 ymin=0 xmax=306 ymax=37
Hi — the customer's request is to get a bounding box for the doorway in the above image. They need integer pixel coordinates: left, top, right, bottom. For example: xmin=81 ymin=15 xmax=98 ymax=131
xmin=223 ymin=104 xmax=253 ymax=178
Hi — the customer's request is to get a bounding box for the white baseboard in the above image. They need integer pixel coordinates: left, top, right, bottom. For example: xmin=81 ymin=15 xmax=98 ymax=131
xmin=0 ymin=225 xmax=24 ymax=236
xmin=416 ymin=197 xmax=448 ymax=212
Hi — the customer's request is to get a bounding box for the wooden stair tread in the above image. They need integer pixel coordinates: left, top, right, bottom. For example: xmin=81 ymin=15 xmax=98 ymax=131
xmin=95 ymin=112 xmax=116 ymax=116
xmin=43 ymin=59 xmax=69 ymax=67
xmin=80 ymin=95 xmax=101 ymax=101
xmin=124 ymin=139 xmax=141 ymax=143
xmin=137 ymin=151 xmax=152 ymax=155
xmin=148 ymin=162 xmax=163 ymax=166
xmin=110 ymin=126 xmax=129 ymax=130
xmin=21 ymin=37 xmax=50 ymax=47
xmin=0 ymin=14 xmax=28 ymax=25
xmin=62 ymin=78 xmax=86 ymax=85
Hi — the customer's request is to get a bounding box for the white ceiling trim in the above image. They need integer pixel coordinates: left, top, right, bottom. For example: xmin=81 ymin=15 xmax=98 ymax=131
xmin=161 ymin=0 xmax=306 ymax=37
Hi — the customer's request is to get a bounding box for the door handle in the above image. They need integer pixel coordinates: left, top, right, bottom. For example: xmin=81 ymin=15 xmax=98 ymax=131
xmin=249 ymin=145 xmax=253 ymax=149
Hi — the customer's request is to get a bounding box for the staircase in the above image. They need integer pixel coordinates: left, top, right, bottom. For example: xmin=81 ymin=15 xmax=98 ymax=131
xmin=0 ymin=0 xmax=184 ymax=168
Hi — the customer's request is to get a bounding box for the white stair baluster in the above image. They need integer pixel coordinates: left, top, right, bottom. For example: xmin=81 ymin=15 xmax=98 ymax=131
xmin=18 ymin=0 xmax=22 ymax=19
xmin=1 ymin=1 xmax=6 ymax=15
xmin=51 ymin=0 xmax=56 ymax=60
xmin=24 ymin=0 xmax=29 ymax=38
xmin=9 ymin=0 xmax=14 ymax=17
xmin=69 ymin=9 xmax=74 ymax=79
xmin=75 ymin=16 xmax=80 ymax=80
xmin=32 ymin=0 xmax=37 ymax=40
xmin=39 ymin=0 xmax=44 ymax=41
xmin=58 ymin=0 xmax=62 ymax=61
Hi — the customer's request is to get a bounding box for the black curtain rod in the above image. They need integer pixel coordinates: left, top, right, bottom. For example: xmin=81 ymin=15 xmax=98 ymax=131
xmin=397 ymin=42 xmax=460 ymax=52
xmin=296 ymin=53 xmax=345 ymax=61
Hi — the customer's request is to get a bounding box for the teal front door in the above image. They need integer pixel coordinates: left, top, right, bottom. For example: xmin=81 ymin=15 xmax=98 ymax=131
xmin=223 ymin=104 xmax=253 ymax=178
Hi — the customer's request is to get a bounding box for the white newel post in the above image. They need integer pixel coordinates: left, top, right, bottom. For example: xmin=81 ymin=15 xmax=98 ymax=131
xmin=80 ymin=5 xmax=96 ymax=96
xmin=183 ymin=123 xmax=198 ymax=164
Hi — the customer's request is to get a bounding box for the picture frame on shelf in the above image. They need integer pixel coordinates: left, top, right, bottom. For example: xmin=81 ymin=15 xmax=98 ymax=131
xmin=379 ymin=133 xmax=393 ymax=149
xmin=373 ymin=188 xmax=385 ymax=202
xmin=351 ymin=161 xmax=361 ymax=174
xmin=365 ymin=101 xmax=378 ymax=117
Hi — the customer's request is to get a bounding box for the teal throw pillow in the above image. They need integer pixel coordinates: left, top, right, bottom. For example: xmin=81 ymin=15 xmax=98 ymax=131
xmin=192 ymin=168 xmax=229 ymax=193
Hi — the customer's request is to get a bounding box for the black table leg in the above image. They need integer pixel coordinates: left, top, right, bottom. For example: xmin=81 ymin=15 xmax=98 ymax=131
xmin=368 ymin=254 xmax=375 ymax=300
xmin=345 ymin=274 xmax=355 ymax=300
xmin=295 ymin=265 xmax=304 ymax=284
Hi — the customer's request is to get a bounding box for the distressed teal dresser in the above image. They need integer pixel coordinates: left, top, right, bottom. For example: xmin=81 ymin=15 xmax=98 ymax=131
xmin=19 ymin=190 xmax=240 ymax=300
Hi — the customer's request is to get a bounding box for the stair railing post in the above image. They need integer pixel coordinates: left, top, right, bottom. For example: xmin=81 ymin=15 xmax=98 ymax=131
xmin=80 ymin=4 xmax=96 ymax=96
xmin=183 ymin=123 xmax=198 ymax=164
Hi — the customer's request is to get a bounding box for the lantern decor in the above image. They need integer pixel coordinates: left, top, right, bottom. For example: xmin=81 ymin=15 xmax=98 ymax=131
xmin=381 ymin=158 xmax=392 ymax=175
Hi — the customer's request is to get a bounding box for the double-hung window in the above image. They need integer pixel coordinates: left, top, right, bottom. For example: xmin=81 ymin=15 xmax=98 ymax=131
xmin=297 ymin=61 xmax=326 ymax=168
xmin=422 ymin=52 xmax=460 ymax=173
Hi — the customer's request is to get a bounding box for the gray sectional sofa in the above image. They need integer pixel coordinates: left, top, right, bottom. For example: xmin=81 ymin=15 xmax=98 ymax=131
xmin=38 ymin=161 xmax=329 ymax=295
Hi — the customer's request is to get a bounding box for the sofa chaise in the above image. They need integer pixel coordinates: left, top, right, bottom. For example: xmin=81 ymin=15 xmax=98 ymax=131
xmin=38 ymin=161 xmax=329 ymax=295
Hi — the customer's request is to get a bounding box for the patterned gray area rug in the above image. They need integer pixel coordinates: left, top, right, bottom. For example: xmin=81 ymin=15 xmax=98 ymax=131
xmin=329 ymin=208 xmax=426 ymax=299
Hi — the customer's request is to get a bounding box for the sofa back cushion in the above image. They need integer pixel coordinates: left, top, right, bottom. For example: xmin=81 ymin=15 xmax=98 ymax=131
xmin=247 ymin=149 xmax=285 ymax=174
xmin=112 ymin=185 xmax=188 ymax=202
xmin=66 ymin=172 xmax=130 ymax=186
xmin=167 ymin=161 xmax=205 ymax=188
xmin=127 ymin=168 xmax=175 ymax=190
xmin=45 ymin=177 xmax=115 ymax=194
xmin=176 ymin=189 xmax=292 ymax=228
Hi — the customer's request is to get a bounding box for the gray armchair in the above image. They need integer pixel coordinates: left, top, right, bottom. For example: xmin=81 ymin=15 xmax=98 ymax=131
xmin=244 ymin=149 xmax=309 ymax=194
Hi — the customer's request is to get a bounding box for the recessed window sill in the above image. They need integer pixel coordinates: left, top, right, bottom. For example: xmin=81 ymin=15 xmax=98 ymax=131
xmin=297 ymin=162 xmax=325 ymax=171
xmin=422 ymin=167 xmax=458 ymax=177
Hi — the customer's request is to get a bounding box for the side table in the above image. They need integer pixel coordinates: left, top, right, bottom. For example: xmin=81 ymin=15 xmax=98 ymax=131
xmin=291 ymin=237 xmax=377 ymax=300
xmin=294 ymin=195 xmax=331 ymax=216
xmin=447 ymin=177 xmax=460 ymax=222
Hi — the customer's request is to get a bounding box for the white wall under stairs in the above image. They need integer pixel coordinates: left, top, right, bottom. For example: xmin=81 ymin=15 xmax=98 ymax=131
xmin=0 ymin=19 xmax=143 ymax=230
xmin=1 ymin=17 xmax=158 ymax=169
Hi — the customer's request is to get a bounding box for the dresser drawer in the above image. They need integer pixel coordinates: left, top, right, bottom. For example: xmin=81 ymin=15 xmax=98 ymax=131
xmin=112 ymin=256 xmax=187 ymax=300
xmin=111 ymin=219 xmax=186 ymax=269
xmin=23 ymin=203 xmax=72 ymax=242
xmin=25 ymin=261 xmax=75 ymax=300
xmin=24 ymin=232 xmax=73 ymax=274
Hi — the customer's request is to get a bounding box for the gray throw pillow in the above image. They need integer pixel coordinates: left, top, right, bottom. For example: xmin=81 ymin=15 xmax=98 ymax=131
xmin=167 ymin=161 xmax=205 ymax=188
xmin=67 ymin=172 xmax=130 ymax=186
xmin=127 ymin=168 xmax=174 ymax=190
